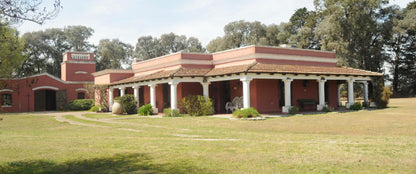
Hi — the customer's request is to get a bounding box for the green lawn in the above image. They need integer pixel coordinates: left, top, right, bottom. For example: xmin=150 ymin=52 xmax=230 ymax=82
xmin=1 ymin=98 xmax=416 ymax=173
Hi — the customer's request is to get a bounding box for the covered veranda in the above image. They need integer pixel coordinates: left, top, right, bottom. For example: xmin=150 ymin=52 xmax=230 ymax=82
xmin=107 ymin=63 xmax=380 ymax=114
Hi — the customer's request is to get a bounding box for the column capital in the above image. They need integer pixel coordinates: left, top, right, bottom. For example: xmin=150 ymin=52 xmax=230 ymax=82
xmin=240 ymin=76 xmax=253 ymax=82
xmin=348 ymin=78 xmax=355 ymax=83
xmin=148 ymin=84 xmax=157 ymax=88
xmin=200 ymin=81 xmax=211 ymax=85
xmin=168 ymin=81 xmax=180 ymax=86
xmin=361 ymin=81 xmax=368 ymax=85
xmin=317 ymin=77 xmax=327 ymax=83
xmin=283 ymin=77 xmax=293 ymax=83
xmin=118 ymin=87 xmax=125 ymax=90
xmin=132 ymin=85 xmax=140 ymax=89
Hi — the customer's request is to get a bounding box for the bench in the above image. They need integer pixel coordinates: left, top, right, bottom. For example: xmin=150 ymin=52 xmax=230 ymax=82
xmin=297 ymin=99 xmax=317 ymax=109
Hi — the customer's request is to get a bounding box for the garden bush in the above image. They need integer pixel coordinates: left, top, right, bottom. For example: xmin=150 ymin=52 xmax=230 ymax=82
xmin=349 ymin=102 xmax=363 ymax=110
xmin=89 ymin=105 xmax=100 ymax=112
xmin=232 ymin=107 xmax=261 ymax=118
xmin=178 ymin=95 xmax=213 ymax=116
xmin=68 ymin=99 xmax=94 ymax=111
xmin=289 ymin=106 xmax=299 ymax=115
xmin=115 ymin=94 xmax=137 ymax=114
xmin=138 ymin=103 xmax=153 ymax=116
xmin=322 ymin=106 xmax=334 ymax=112
xmin=372 ymin=77 xmax=392 ymax=108
xmin=163 ymin=108 xmax=182 ymax=117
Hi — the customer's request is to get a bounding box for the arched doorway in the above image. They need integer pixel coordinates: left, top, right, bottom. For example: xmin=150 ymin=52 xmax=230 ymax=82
xmin=34 ymin=90 xmax=57 ymax=111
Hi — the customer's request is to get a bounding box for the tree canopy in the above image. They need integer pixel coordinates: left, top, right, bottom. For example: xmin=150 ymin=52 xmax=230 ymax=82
xmin=0 ymin=0 xmax=62 ymax=24
xmin=135 ymin=33 xmax=205 ymax=60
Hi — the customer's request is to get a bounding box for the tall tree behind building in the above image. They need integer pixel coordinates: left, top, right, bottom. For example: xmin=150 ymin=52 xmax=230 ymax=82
xmin=135 ymin=33 xmax=205 ymax=60
xmin=19 ymin=26 xmax=94 ymax=77
xmin=384 ymin=2 xmax=416 ymax=96
xmin=96 ymin=39 xmax=133 ymax=70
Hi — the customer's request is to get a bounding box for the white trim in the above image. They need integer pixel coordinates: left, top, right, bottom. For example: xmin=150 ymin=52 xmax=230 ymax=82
xmin=32 ymin=86 xmax=59 ymax=91
xmin=75 ymin=88 xmax=88 ymax=92
xmin=2 ymin=73 xmax=94 ymax=84
xmin=0 ymin=89 xmax=14 ymax=93
xmin=132 ymin=59 xmax=212 ymax=74
xmin=213 ymin=53 xmax=337 ymax=65
xmin=61 ymin=60 xmax=95 ymax=65
xmin=75 ymin=71 xmax=88 ymax=74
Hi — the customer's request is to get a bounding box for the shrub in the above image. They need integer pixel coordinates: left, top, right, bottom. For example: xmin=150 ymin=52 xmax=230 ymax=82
xmin=371 ymin=77 xmax=392 ymax=108
xmin=289 ymin=106 xmax=299 ymax=115
xmin=68 ymin=99 xmax=94 ymax=111
xmin=89 ymin=105 xmax=100 ymax=112
xmin=138 ymin=103 xmax=153 ymax=116
xmin=178 ymin=95 xmax=213 ymax=116
xmin=322 ymin=106 xmax=333 ymax=112
xmin=163 ymin=108 xmax=183 ymax=117
xmin=232 ymin=107 xmax=261 ymax=118
xmin=115 ymin=94 xmax=137 ymax=114
xmin=349 ymin=102 xmax=363 ymax=110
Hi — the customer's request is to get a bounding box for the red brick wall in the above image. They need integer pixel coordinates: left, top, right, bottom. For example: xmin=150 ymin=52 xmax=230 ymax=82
xmin=328 ymin=80 xmax=339 ymax=109
xmin=61 ymin=63 xmax=95 ymax=82
xmin=291 ymin=79 xmax=319 ymax=111
xmin=250 ymin=79 xmax=280 ymax=113
xmin=0 ymin=74 xmax=92 ymax=112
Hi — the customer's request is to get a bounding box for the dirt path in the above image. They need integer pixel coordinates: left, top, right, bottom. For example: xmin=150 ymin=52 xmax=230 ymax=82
xmin=40 ymin=111 xmax=108 ymax=128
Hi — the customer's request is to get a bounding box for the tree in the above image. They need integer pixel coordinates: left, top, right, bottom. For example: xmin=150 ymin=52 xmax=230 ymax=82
xmin=0 ymin=21 xmax=25 ymax=78
xmin=135 ymin=35 xmax=161 ymax=60
xmin=206 ymin=20 xmax=280 ymax=53
xmin=64 ymin=25 xmax=94 ymax=51
xmin=384 ymin=2 xmax=416 ymax=96
xmin=19 ymin=26 xmax=94 ymax=77
xmin=0 ymin=0 xmax=62 ymax=24
xmin=96 ymin=38 xmax=133 ymax=70
xmin=135 ymin=33 xmax=205 ymax=60
xmin=313 ymin=0 xmax=389 ymax=72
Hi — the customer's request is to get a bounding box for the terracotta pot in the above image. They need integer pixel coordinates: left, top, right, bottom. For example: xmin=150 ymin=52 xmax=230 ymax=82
xmin=112 ymin=100 xmax=123 ymax=114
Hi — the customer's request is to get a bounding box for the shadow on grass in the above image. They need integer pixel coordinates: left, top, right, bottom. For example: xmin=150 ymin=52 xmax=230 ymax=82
xmin=0 ymin=153 xmax=214 ymax=174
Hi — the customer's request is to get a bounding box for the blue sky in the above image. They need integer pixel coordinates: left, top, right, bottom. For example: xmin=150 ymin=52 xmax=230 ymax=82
xmin=16 ymin=0 xmax=413 ymax=47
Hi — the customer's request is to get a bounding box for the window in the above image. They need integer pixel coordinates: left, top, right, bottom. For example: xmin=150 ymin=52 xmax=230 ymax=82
xmin=77 ymin=92 xmax=85 ymax=99
xmin=1 ymin=94 xmax=12 ymax=106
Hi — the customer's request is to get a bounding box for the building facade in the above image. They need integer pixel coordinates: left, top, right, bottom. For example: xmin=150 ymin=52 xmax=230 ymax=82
xmin=94 ymin=46 xmax=381 ymax=114
xmin=0 ymin=52 xmax=95 ymax=112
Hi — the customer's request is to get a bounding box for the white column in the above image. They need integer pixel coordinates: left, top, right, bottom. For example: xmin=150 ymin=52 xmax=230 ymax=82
xmin=149 ymin=84 xmax=156 ymax=109
xmin=133 ymin=85 xmax=139 ymax=107
xmin=346 ymin=79 xmax=355 ymax=108
xmin=317 ymin=78 xmax=327 ymax=111
xmin=363 ymin=81 xmax=369 ymax=103
xmin=201 ymin=82 xmax=210 ymax=98
xmin=282 ymin=78 xmax=293 ymax=113
xmin=240 ymin=76 xmax=253 ymax=109
xmin=169 ymin=81 xmax=179 ymax=110
xmin=109 ymin=88 xmax=113 ymax=111
xmin=337 ymin=84 xmax=342 ymax=107
xmin=119 ymin=87 xmax=125 ymax=96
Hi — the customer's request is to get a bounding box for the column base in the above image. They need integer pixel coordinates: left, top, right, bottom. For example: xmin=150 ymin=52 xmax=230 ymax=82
xmin=282 ymin=106 xmax=292 ymax=113
xmin=152 ymin=107 xmax=158 ymax=114
xmin=346 ymin=102 xmax=354 ymax=109
xmin=362 ymin=102 xmax=369 ymax=108
xmin=317 ymin=104 xmax=326 ymax=111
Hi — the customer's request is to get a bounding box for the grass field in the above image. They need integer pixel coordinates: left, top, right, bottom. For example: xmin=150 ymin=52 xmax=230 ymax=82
xmin=0 ymin=98 xmax=415 ymax=173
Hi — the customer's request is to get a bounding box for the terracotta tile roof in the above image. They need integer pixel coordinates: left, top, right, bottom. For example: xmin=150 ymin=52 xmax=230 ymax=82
xmin=174 ymin=68 xmax=211 ymax=77
xmin=205 ymin=63 xmax=255 ymax=76
xmin=248 ymin=63 xmax=382 ymax=76
xmin=109 ymin=63 xmax=381 ymax=85
xmin=110 ymin=68 xmax=212 ymax=85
